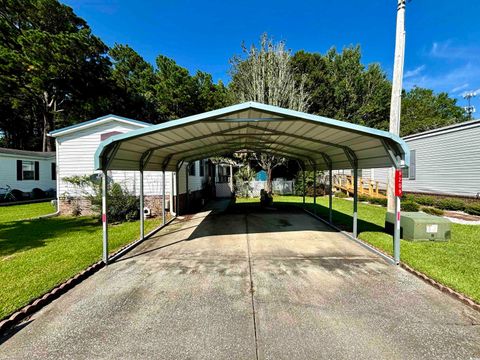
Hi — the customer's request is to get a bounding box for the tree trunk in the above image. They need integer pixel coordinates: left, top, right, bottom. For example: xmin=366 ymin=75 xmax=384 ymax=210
xmin=42 ymin=111 xmax=54 ymax=152
xmin=266 ymin=167 xmax=272 ymax=193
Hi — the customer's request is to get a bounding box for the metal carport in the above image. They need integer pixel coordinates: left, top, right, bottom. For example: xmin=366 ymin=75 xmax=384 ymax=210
xmin=95 ymin=102 xmax=409 ymax=264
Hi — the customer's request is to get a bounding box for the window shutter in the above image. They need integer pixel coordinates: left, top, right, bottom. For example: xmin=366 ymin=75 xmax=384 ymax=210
xmin=51 ymin=163 xmax=56 ymax=180
xmin=34 ymin=161 xmax=39 ymax=180
xmin=17 ymin=160 xmax=22 ymax=181
xmin=409 ymin=150 xmax=416 ymax=180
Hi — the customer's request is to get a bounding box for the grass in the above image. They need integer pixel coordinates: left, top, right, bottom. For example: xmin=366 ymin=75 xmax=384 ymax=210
xmin=0 ymin=203 xmax=160 ymax=319
xmin=236 ymin=195 xmax=480 ymax=303
xmin=0 ymin=201 xmax=56 ymax=223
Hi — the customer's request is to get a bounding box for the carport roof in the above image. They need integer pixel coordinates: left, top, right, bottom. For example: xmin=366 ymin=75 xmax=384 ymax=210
xmin=95 ymin=102 xmax=409 ymax=172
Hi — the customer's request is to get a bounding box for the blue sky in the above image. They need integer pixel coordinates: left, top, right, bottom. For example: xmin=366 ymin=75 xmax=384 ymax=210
xmin=63 ymin=0 xmax=480 ymax=112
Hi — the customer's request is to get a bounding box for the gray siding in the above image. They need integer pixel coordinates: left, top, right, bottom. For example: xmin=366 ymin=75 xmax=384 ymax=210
xmin=365 ymin=123 xmax=480 ymax=197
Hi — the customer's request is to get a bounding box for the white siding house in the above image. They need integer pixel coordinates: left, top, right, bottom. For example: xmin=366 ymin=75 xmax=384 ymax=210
xmin=363 ymin=119 xmax=480 ymax=198
xmin=49 ymin=114 xmax=209 ymax=215
xmin=0 ymin=148 xmax=56 ymax=194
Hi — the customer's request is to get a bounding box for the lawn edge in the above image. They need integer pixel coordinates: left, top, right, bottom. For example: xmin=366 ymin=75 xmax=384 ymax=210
xmin=399 ymin=262 xmax=480 ymax=312
xmin=0 ymin=218 xmax=176 ymax=336
xmin=0 ymin=260 xmax=104 ymax=336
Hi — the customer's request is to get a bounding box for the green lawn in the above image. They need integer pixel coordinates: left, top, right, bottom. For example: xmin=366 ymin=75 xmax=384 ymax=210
xmin=0 ymin=203 xmax=160 ymax=319
xmin=237 ymin=195 xmax=480 ymax=303
xmin=0 ymin=201 xmax=56 ymax=223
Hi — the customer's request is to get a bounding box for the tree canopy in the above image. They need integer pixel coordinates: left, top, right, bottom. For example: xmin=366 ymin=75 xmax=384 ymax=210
xmin=0 ymin=2 xmax=468 ymax=151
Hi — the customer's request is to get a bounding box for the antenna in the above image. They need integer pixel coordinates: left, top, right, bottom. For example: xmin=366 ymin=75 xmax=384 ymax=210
xmin=463 ymin=91 xmax=477 ymax=119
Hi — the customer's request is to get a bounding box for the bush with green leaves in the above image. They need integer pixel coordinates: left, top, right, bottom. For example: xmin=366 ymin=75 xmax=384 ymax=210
xmin=465 ymin=203 xmax=480 ymax=216
xmin=234 ymin=164 xmax=256 ymax=197
xmin=369 ymin=197 xmax=387 ymax=207
xmin=63 ymin=175 xmax=139 ymax=222
xmin=436 ymin=198 xmax=465 ymax=211
xmin=414 ymin=195 xmax=437 ymax=207
xmin=401 ymin=200 xmax=420 ymax=212
xmin=421 ymin=207 xmax=444 ymax=216
xmin=334 ymin=191 xmax=348 ymax=198
xmin=31 ymin=188 xmax=46 ymax=199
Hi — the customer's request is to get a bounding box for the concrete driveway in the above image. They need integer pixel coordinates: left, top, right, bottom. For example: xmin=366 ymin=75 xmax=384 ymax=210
xmin=1 ymin=203 xmax=479 ymax=359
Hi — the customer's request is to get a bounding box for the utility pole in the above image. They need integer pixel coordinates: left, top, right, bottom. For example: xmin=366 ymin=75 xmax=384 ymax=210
xmin=387 ymin=0 xmax=407 ymax=213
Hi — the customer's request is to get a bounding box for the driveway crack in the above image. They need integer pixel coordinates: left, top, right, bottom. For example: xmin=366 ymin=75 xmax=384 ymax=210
xmin=245 ymin=213 xmax=260 ymax=360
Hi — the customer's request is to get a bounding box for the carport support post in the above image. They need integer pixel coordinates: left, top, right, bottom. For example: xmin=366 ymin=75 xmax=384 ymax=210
xmin=162 ymin=170 xmax=166 ymax=225
xmin=139 ymin=169 xmax=144 ymax=240
xmin=313 ymin=165 xmax=317 ymax=214
xmin=185 ymin=163 xmax=189 ymax=214
xmin=329 ymin=167 xmax=333 ymax=224
xmin=102 ymin=169 xmax=109 ymax=265
xmin=302 ymin=168 xmax=306 ymax=207
xmin=353 ymin=166 xmax=358 ymax=238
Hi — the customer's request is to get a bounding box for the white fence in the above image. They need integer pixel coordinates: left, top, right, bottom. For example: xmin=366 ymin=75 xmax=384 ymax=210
xmin=236 ymin=180 xmax=295 ymax=197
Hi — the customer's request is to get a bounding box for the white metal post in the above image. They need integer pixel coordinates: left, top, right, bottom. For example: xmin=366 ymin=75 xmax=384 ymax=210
xmin=302 ymin=168 xmax=306 ymax=206
xmin=170 ymin=171 xmax=175 ymax=216
xmin=102 ymin=169 xmax=109 ymax=264
xmin=175 ymin=167 xmax=180 ymax=216
xmin=229 ymin=164 xmax=233 ymax=195
xmin=185 ymin=164 xmax=189 ymax=214
xmin=162 ymin=170 xmax=166 ymax=225
xmin=394 ymin=193 xmax=401 ymax=263
xmin=329 ymin=167 xmax=333 ymax=224
xmin=313 ymin=165 xmax=317 ymax=214
xmin=139 ymin=169 xmax=144 ymax=240
xmin=353 ymin=167 xmax=358 ymax=238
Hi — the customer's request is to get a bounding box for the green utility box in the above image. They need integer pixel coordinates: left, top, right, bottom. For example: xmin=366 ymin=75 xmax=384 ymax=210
xmin=385 ymin=212 xmax=451 ymax=242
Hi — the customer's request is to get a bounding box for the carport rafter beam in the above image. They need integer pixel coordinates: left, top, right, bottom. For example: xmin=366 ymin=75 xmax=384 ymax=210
xmin=180 ymin=145 xmax=316 ymax=166
xmin=138 ymin=124 xmax=252 ymax=153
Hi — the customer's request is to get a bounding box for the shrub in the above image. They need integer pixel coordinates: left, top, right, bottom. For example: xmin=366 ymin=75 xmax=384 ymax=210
xmin=402 ymin=193 xmax=416 ymax=202
xmin=10 ymin=189 xmax=24 ymax=201
xmin=335 ymin=191 xmax=348 ymax=198
xmin=465 ymin=203 xmax=480 ymax=216
xmin=63 ymin=175 xmax=140 ymax=223
xmin=421 ymin=207 xmax=444 ymax=216
xmin=401 ymin=200 xmax=419 ymax=212
xmin=414 ymin=195 xmax=437 ymax=207
xmin=436 ymin=198 xmax=465 ymax=211
xmin=369 ymin=197 xmax=387 ymax=207
xmin=358 ymin=194 xmax=369 ymax=202
xmin=31 ymin=188 xmax=46 ymax=199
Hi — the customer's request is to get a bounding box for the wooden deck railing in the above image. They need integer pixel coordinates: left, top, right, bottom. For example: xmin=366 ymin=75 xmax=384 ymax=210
xmin=333 ymin=174 xmax=386 ymax=198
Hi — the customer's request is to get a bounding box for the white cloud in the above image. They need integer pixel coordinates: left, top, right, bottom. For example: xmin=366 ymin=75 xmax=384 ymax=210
xmin=451 ymin=83 xmax=469 ymax=94
xmin=404 ymin=65 xmax=425 ymax=79
xmin=403 ymin=62 xmax=480 ymax=95
xmin=429 ymin=41 xmax=480 ymax=60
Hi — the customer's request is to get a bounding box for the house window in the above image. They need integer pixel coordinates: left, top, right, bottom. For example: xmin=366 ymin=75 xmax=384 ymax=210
xmin=17 ymin=160 xmax=39 ymax=181
xmin=189 ymin=162 xmax=196 ymax=176
xmin=51 ymin=163 xmax=56 ymax=180
xmin=199 ymin=160 xmax=205 ymax=177
xmin=403 ymin=150 xmax=416 ymax=180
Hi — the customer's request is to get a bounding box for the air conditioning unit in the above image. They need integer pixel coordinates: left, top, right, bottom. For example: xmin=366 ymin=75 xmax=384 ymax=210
xmin=143 ymin=207 xmax=151 ymax=218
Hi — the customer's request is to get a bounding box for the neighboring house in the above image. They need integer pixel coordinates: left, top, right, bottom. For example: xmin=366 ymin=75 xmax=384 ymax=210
xmin=49 ymin=114 xmax=209 ymax=215
xmin=0 ymin=148 xmax=56 ymax=196
xmin=362 ymin=119 xmax=480 ymax=198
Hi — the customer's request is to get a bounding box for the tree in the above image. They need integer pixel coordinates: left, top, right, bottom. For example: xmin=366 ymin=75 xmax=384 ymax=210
xmin=291 ymin=47 xmax=391 ymax=129
xmin=108 ymin=44 xmax=157 ymax=121
xmin=400 ymin=87 xmax=466 ymax=136
xmin=230 ymin=33 xmax=310 ymax=112
xmin=194 ymin=71 xmax=232 ymax=112
xmin=252 ymin=153 xmax=287 ymax=193
xmin=230 ymin=34 xmax=307 ymax=191
xmin=0 ymin=0 xmax=111 ymax=151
